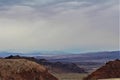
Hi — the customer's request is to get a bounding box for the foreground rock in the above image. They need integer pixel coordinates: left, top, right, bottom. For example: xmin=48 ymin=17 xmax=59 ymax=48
xmin=0 ymin=59 xmax=58 ymax=80
xmin=84 ymin=59 xmax=120 ymax=80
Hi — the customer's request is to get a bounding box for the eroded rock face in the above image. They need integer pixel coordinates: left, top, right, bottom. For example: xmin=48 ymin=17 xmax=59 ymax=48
xmin=84 ymin=59 xmax=120 ymax=80
xmin=0 ymin=59 xmax=58 ymax=80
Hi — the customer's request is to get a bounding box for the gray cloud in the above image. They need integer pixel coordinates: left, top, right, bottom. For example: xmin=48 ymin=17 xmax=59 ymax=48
xmin=0 ymin=0 xmax=119 ymax=53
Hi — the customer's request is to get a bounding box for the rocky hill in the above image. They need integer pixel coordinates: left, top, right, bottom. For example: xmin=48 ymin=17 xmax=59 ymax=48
xmin=0 ymin=59 xmax=58 ymax=80
xmin=43 ymin=61 xmax=85 ymax=73
xmin=84 ymin=59 xmax=120 ymax=80
xmin=5 ymin=55 xmax=86 ymax=73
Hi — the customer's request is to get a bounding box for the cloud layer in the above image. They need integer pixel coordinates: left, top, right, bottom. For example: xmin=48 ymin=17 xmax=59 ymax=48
xmin=0 ymin=0 xmax=119 ymax=53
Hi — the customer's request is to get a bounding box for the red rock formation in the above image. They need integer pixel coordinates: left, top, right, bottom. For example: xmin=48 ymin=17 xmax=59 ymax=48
xmin=84 ymin=59 xmax=120 ymax=80
xmin=0 ymin=59 xmax=58 ymax=80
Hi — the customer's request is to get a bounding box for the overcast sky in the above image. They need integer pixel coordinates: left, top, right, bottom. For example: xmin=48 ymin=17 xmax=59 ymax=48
xmin=0 ymin=0 xmax=119 ymax=53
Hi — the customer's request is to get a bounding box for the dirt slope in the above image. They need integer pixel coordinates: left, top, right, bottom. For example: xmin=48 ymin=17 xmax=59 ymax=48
xmin=0 ymin=59 xmax=58 ymax=80
xmin=84 ymin=59 xmax=120 ymax=80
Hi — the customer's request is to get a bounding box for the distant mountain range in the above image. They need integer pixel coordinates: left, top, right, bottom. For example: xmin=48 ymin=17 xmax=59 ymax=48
xmin=0 ymin=51 xmax=69 ymax=57
xmin=0 ymin=51 xmax=119 ymax=63
xmin=46 ymin=51 xmax=120 ymax=63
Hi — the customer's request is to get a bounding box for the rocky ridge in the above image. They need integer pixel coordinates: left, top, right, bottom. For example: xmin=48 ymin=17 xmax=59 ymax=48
xmin=0 ymin=59 xmax=58 ymax=80
xmin=84 ymin=59 xmax=120 ymax=80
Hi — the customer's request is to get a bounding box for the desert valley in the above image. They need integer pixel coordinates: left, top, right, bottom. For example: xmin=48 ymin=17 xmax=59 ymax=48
xmin=0 ymin=51 xmax=120 ymax=80
xmin=0 ymin=0 xmax=119 ymax=80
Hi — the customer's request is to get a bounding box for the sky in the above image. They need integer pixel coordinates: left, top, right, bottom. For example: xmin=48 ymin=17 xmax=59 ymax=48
xmin=0 ymin=0 xmax=119 ymax=53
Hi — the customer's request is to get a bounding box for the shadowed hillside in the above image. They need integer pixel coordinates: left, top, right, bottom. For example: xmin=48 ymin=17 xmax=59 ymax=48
xmin=0 ymin=59 xmax=58 ymax=80
xmin=84 ymin=59 xmax=120 ymax=80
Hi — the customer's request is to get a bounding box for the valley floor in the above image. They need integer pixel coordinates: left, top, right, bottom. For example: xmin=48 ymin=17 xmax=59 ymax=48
xmin=53 ymin=73 xmax=87 ymax=80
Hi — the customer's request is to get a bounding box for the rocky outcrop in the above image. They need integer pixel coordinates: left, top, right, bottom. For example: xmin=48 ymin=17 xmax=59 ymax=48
xmin=84 ymin=59 xmax=120 ymax=80
xmin=0 ymin=59 xmax=58 ymax=80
